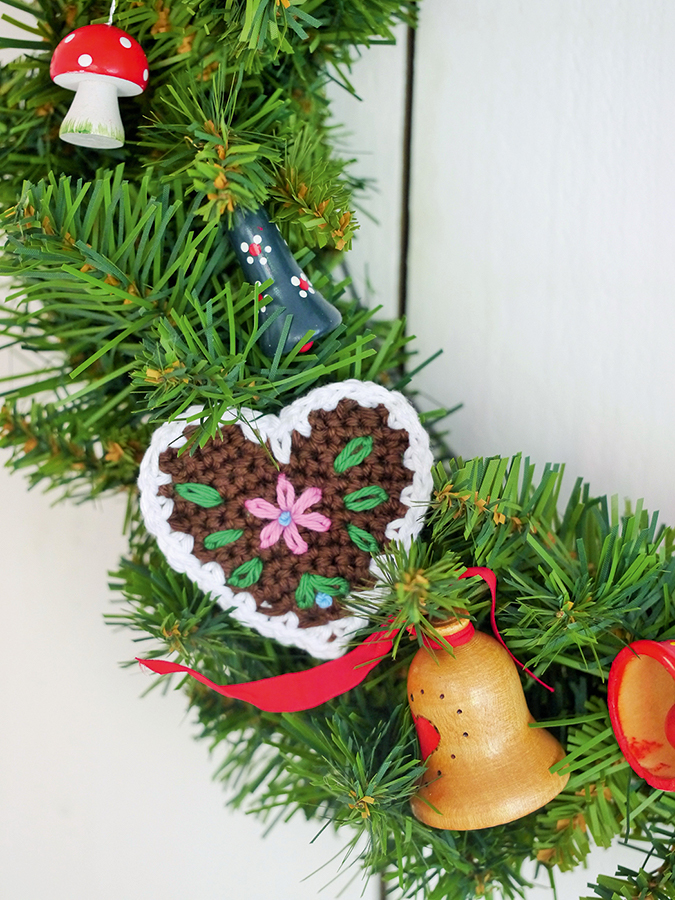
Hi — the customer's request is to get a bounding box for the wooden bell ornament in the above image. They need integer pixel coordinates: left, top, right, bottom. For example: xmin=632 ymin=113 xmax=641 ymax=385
xmin=608 ymin=639 xmax=675 ymax=790
xmin=408 ymin=617 xmax=569 ymax=831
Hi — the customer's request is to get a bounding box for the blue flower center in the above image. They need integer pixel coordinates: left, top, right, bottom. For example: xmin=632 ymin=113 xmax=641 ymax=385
xmin=278 ymin=510 xmax=292 ymax=526
xmin=315 ymin=592 xmax=333 ymax=608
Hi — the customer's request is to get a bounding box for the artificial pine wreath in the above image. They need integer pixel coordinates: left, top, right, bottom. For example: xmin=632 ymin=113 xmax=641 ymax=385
xmin=1 ymin=2 xmax=675 ymax=899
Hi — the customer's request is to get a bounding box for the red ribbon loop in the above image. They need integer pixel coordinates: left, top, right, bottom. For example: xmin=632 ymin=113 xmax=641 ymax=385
xmin=460 ymin=566 xmax=553 ymax=692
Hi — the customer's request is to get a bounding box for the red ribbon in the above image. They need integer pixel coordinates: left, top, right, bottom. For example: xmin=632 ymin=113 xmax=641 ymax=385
xmin=476 ymin=566 xmax=553 ymax=692
xmin=137 ymin=566 xmax=551 ymax=712
xmin=137 ymin=629 xmax=395 ymax=714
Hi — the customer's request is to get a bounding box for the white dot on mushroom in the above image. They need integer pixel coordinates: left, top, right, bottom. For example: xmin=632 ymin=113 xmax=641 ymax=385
xmin=78 ymin=54 xmax=92 ymax=67
xmin=119 ymin=37 xmax=132 ymax=48
xmin=64 ymin=33 xmax=75 ymax=43
xmin=240 ymin=242 xmax=248 ymax=252
xmin=143 ymin=69 xmax=148 ymax=81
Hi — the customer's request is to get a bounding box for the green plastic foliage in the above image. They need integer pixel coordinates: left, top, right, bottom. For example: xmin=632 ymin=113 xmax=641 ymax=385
xmin=206 ymin=0 xmax=417 ymax=62
xmin=5 ymin=3 xmax=675 ymax=899
xmin=0 ymin=166 xmax=415 ymax=488
xmin=427 ymin=455 xmax=675 ymax=678
xmin=582 ymin=827 xmax=675 ymax=900
xmin=111 ymin=454 xmax=675 ymax=900
xmin=142 ymin=68 xmax=284 ymax=222
xmin=0 ymin=0 xmax=420 ymax=493
xmin=0 ymin=0 xmax=416 ymax=215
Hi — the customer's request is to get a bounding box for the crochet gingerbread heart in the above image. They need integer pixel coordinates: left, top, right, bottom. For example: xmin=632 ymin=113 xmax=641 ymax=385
xmin=138 ymin=381 xmax=433 ymax=658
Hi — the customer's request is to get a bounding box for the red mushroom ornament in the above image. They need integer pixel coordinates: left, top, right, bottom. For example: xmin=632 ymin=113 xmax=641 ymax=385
xmin=50 ymin=24 xmax=148 ymax=149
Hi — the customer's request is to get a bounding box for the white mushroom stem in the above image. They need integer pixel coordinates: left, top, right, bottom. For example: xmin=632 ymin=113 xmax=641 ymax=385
xmin=59 ymin=78 xmax=124 ymax=150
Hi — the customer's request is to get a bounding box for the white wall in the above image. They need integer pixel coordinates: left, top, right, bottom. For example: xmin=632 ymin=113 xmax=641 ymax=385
xmin=405 ymin=10 xmax=675 ymax=887
xmin=327 ymin=30 xmax=408 ymax=319
xmin=408 ymin=0 xmax=675 ymax=525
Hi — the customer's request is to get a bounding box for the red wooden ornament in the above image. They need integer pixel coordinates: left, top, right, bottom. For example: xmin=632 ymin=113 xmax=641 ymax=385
xmin=608 ymin=639 xmax=675 ymax=790
xmin=51 ymin=24 xmax=148 ymax=149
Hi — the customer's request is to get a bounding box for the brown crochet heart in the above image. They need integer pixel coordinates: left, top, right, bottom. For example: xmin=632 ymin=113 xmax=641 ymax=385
xmin=157 ymin=398 xmax=413 ymax=628
xmin=139 ymin=381 xmax=433 ymax=658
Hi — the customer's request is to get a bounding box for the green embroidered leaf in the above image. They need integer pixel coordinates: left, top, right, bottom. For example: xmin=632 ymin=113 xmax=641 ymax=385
xmin=229 ymin=557 xmax=263 ymax=588
xmin=295 ymin=573 xmax=315 ymax=609
xmin=346 ymin=524 xmax=380 ymax=554
xmin=204 ymin=529 xmax=244 ymax=550
xmin=174 ymin=482 xmax=223 ymax=508
xmin=334 ymin=435 xmax=373 ymax=473
xmin=343 ymin=485 xmax=389 ymax=511
xmin=310 ymin=574 xmax=350 ymax=596
xmin=295 ymin=573 xmax=350 ymax=609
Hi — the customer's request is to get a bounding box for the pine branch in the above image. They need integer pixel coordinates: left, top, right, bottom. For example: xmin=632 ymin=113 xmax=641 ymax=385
xmin=1 ymin=166 xmax=415 ymax=488
xmin=108 ymin=460 xmax=675 ymax=899
xmin=427 ymin=456 xmax=675 ymax=677
xmin=582 ymin=842 xmax=675 ymax=900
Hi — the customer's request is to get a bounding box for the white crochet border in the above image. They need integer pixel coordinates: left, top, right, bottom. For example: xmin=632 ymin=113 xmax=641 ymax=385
xmin=138 ymin=380 xmax=434 ymax=659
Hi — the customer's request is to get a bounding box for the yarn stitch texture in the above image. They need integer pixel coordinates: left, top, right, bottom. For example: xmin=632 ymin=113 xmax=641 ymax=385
xmin=138 ymin=380 xmax=434 ymax=659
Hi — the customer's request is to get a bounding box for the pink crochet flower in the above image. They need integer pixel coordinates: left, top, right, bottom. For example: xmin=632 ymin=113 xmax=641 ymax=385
xmin=244 ymin=473 xmax=331 ymax=555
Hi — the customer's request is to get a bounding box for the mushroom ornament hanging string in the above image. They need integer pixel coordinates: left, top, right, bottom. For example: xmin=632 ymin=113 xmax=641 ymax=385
xmin=50 ymin=1 xmax=148 ymax=149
